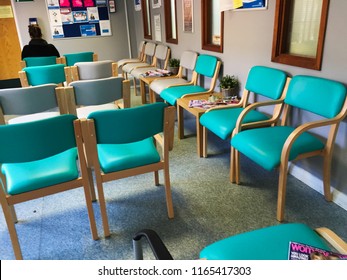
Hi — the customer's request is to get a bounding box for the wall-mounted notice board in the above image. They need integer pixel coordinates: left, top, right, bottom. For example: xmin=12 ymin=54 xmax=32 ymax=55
xmin=46 ymin=0 xmax=112 ymax=39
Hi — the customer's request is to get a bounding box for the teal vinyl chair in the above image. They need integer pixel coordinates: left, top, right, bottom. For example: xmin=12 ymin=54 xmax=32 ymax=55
xmin=199 ymin=223 xmax=347 ymax=260
xmin=64 ymin=76 xmax=131 ymax=119
xmin=231 ymin=75 xmax=347 ymax=222
xmin=0 ymin=83 xmax=67 ymax=124
xmin=79 ymin=103 xmax=176 ymax=237
xmin=19 ymin=64 xmax=67 ymax=87
xmin=133 ymin=223 xmax=347 ymax=260
xmin=160 ymin=54 xmax=221 ymax=106
xmin=0 ymin=115 xmax=98 ymax=259
xmin=20 ymin=56 xmax=60 ymax=68
xmin=200 ymin=66 xmax=289 ymax=157
xmin=62 ymin=51 xmax=97 ymax=66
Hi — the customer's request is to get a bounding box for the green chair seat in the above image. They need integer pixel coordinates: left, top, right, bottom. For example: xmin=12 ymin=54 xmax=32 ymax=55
xmin=97 ymin=138 xmax=160 ymax=173
xmin=2 ymin=148 xmax=78 ymax=195
xmin=231 ymin=126 xmax=325 ymax=170
xmin=200 ymin=223 xmax=331 ymax=260
xmin=160 ymin=85 xmax=206 ymax=105
xmin=200 ymin=108 xmax=270 ymax=140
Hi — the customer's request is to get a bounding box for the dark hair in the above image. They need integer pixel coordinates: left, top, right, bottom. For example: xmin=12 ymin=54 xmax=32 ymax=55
xmin=28 ymin=25 xmax=42 ymax=39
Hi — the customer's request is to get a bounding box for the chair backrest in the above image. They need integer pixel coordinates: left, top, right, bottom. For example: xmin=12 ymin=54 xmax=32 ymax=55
xmin=245 ymin=66 xmax=288 ymax=100
xmin=21 ymin=56 xmax=59 ymax=68
xmin=71 ymin=60 xmax=117 ymax=81
xmin=284 ymin=75 xmax=347 ymax=119
xmin=192 ymin=54 xmax=221 ymax=91
xmin=143 ymin=42 xmax=157 ymax=63
xmin=88 ymin=102 xmax=168 ymax=144
xmin=65 ymin=76 xmax=130 ymax=116
xmin=0 ymin=84 xmax=65 ymax=124
xmin=153 ymin=45 xmax=170 ymax=69
xmin=138 ymin=40 xmax=146 ymax=60
xmin=0 ymin=114 xmax=77 ymax=163
xmin=63 ymin=52 xmax=97 ymax=66
xmin=180 ymin=51 xmax=198 ymax=71
xmin=19 ymin=64 xmax=67 ymax=87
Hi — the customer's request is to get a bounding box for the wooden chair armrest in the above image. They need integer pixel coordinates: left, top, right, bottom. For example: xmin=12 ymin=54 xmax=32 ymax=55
xmin=233 ymin=99 xmax=285 ymax=133
xmin=315 ymin=227 xmax=347 ymax=254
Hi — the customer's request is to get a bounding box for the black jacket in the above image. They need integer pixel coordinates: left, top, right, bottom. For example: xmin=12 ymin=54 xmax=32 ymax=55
xmin=21 ymin=39 xmax=60 ymax=59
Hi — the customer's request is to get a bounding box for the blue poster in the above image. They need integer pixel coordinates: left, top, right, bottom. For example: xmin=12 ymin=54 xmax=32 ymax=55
xmin=80 ymin=24 xmax=97 ymax=36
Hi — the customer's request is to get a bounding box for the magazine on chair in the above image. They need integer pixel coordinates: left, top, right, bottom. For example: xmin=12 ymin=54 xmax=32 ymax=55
xmin=288 ymin=241 xmax=347 ymax=260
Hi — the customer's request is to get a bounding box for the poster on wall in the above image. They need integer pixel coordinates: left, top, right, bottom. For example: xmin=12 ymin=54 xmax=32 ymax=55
xmin=220 ymin=0 xmax=268 ymax=11
xmin=134 ymin=0 xmax=141 ymax=11
xmin=46 ymin=0 xmax=112 ymax=39
xmin=182 ymin=0 xmax=193 ymax=33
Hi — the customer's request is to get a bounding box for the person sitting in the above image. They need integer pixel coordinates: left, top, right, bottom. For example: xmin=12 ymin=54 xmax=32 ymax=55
xmin=21 ymin=25 xmax=60 ymax=59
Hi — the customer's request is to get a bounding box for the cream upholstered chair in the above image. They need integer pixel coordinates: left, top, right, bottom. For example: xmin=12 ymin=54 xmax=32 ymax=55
xmin=0 ymin=115 xmax=98 ymax=259
xmin=149 ymin=50 xmax=199 ymax=102
xmin=0 ymin=84 xmax=67 ymax=125
xmin=64 ymin=76 xmax=130 ymax=119
xmin=117 ymin=40 xmax=146 ymax=72
xmin=79 ymin=103 xmax=176 ymax=237
xmin=65 ymin=60 xmax=118 ymax=85
xmin=121 ymin=42 xmax=157 ymax=79
xmin=231 ymin=75 xmax=347 ymax=221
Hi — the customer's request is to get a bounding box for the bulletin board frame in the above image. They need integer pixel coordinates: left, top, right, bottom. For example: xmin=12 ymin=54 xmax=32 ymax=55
xmin=46 ymin=0 xmax=112 ymax=39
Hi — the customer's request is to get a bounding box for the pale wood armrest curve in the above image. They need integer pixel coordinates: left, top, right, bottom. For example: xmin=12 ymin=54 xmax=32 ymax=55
xmin=315 ymin=227 xmax=347 ymax=254
xmin=233 ymin=99 xmax=285 ymax=133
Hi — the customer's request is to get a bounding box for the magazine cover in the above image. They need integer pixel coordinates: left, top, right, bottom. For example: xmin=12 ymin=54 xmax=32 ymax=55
xmin=288 ymin=241 xmax=347 ymax=260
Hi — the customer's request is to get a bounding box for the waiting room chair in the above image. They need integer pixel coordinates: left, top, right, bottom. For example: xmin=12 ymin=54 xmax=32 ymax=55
xmin=149 ymin=50 xmax=199 ymax=102
xmin=64 ymin=76 xmax=130 ymax=119
xmin=79 ymin=102 xmax=176 ymax=237
xmin=230 ymin=75 xmax=347 ymax=222
xmin=0 ymin=84 xmax=67 ymax=124
xmin=159 ymin=54 xmax=221 ymax=106
xmin=117 ymin=40 xmax=146 ymax=71
xmin=19 ymin=64 xmax=68 ymax=87
xmin=200 ymin=66 xmax=289 ymax=158
xmin=65 ymin=60 xmax=118 ymax=85
xmin=121 ymin=42 xmax=157 ymax=79
xmin=0 ymin=115 xmax=98 ymax=259
xmin=126 ymin=45 xmax=170 ymax=96
xmin=61 ymin=51 xmax=97 ymax=66
xmin=133 ymin=223 xmax=347 ymax=260
xmin=20 ymin=56 xmax=62 ymax=69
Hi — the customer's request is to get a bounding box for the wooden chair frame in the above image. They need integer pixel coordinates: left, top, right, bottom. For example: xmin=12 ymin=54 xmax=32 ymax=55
xmin=79 ymin=105 xmax=176 ymax=237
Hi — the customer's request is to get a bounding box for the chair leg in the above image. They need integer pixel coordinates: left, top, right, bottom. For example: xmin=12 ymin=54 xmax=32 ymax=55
xmin=323 ymin=154 xmax=333 ymax=201
xmin=277 ymin=161 xmax=289 ymax=222
xmin=1 ymin=203 xmax=23 ymax=259
xmin=163 ymin=168 xmax=174 ymax=219
xmin=154 ymin=171 xmax=159 ymax=186
xmin=87 ymin=167 xmax=97 ymax=202
xmin=230 ymin=147 xmax=236 ymax=183
xmin=202 ymin=127 xmax=208 ymax=158
xmin=235 ymin=150 xmax=240 ymax=184
xmin=95 ymin=175 xmax=111 ymax=237
xmin=10 ymin=205 xmax=18 ymax=223
xmin=82 ymin=183 xmax=99 ymax=241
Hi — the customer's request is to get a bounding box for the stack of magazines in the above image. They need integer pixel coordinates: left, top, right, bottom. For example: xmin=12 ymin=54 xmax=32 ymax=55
xmin=141 ymin=69 xmax=173 ymax=77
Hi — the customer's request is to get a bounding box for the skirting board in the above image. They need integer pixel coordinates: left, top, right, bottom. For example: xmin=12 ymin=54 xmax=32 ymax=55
xmin=289 ymin=164 xmax=347 ymax=212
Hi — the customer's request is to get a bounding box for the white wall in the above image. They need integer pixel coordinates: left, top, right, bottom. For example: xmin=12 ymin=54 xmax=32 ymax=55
xmin=12 ymin=0 xmax=131 ymax=61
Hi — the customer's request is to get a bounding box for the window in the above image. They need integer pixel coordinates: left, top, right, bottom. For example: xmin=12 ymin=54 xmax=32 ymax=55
xmin=271 ymin=0 xmax=329 ymax=70
xmin=201 ymin=0 xmax=224 ymax=53
xmin=142 ymin=0 xmax=152 ymax=39
xmin=164 ymin=0 xmax=178 ymax=44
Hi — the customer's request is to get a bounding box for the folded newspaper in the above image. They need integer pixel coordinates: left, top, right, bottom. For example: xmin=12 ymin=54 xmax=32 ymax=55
xmin=288 ymin=241 xmax=347 ymax=260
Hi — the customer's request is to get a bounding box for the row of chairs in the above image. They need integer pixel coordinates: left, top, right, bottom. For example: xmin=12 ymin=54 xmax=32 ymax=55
xmin=0 ymin=102 xmax=176 ymax=259
xmin=20 ymin=51 xmax=98 ymax=68
xmin=0 ymin=77 xmax=130 ymax=124
xmin=18 ymin=59 xmax=118 ymax=87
